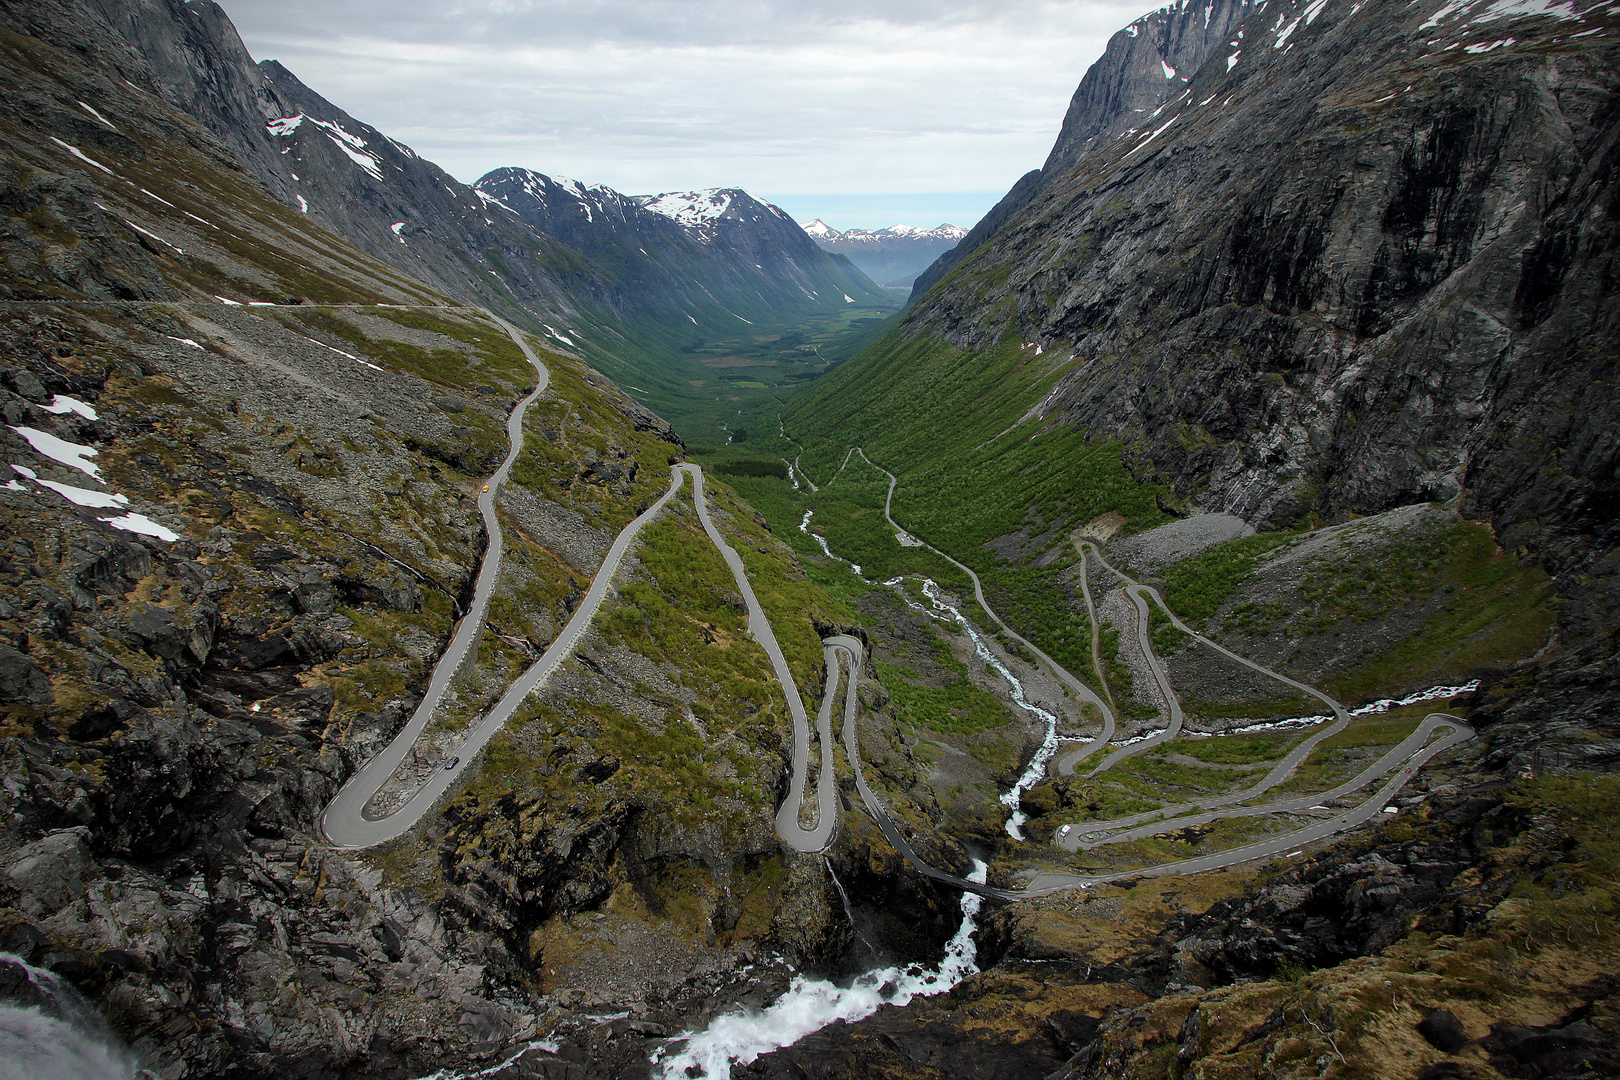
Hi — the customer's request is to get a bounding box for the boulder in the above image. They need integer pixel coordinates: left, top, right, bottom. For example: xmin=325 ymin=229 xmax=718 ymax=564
xmin=0 ymin=643 xmax=51 ymax=703
xmin=6 ymin=827 xmax=96 ymax=917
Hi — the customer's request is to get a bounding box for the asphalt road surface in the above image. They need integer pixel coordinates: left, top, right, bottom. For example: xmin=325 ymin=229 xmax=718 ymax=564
xmin=682 ymin=465 xmax=838 ymax=852
xmin=322 ymin=445 xmax=841 ymax=851
xmin=321 ymin=312 xmax=559 ymax=848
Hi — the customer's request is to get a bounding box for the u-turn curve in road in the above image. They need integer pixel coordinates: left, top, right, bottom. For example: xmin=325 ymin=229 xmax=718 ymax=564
xmin=320 ymin=353 xmax=840 ymax=850
xmin=322 ymin=312 xmax=553 ymax=847
xmin=324 ymin=367 xmax=1475 ymax=897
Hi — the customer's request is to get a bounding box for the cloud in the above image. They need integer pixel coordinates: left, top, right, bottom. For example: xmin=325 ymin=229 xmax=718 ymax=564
xmin=220 ymin=0 xmax=1147 ymax=222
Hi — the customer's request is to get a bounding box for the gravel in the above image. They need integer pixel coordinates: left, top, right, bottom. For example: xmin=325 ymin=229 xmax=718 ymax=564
xmin=1106 ymin=513 xmax=1253 ymax=576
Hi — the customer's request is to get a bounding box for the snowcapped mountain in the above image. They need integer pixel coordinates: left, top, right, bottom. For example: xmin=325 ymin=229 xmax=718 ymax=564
xmin=637 ymin=188 xmax=745 ymax=228
xmin=802 ymin=218 xmax=841 ymax=241
xmin=805 ymin=221 xmax=968 ymax=245
xmin=473 ymin=168 xmax=887 ymax=331
xmin=802 ymin=221 xmax=969 ymax=287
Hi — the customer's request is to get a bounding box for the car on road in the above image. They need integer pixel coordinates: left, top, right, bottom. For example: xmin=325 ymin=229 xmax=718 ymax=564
xmin=443 ymin=756 xmax=459 ymax=771
xmin=482 ymin=484 xmax=489 ymax=492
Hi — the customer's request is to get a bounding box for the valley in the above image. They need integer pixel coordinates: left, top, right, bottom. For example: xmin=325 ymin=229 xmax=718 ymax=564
xmin=1 ymin=1 xmax=1617 ymax=1079
xmin=582 ymin=298 xmax=901 ymax=453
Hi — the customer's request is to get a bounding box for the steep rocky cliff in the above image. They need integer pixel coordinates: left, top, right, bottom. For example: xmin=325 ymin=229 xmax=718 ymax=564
xmin=917 ymin=0 xmax=1617 ymax=548
xmin=913 ymin=0 xmax=1265 ymax=296
xmin=797 ymin=0 xmax=1618 ymax=664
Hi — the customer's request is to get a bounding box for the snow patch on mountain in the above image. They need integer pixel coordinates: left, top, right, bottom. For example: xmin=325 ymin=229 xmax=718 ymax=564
xmin=638 ymin=189 xmax=736 ymax=228
xmin=267 ymin=114 xmax=386 ymax=181
xmin=802 ymin=222 xmax=968 ymax=244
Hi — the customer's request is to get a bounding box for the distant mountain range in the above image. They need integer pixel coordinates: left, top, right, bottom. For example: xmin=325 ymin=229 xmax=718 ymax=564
xmin=801 ymin=220 xmax=968 ymax=288
xmin=0 ymin=0 xmax=888 ymax=404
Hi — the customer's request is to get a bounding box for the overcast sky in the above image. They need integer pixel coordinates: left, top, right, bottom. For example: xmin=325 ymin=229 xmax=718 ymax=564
xmin=217 ymin=0 xmax=1147 ymax=230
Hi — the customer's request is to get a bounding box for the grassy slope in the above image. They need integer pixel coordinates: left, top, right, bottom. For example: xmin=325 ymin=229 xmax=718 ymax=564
xmin=714 ymin=328 xmax=1170 ymax=680
xmin=570 ymin=299 xmax=901 ymax=450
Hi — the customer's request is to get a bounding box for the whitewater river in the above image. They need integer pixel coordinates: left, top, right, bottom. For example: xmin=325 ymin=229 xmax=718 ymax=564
xmin=647 ymin=567 xmax=1060 ymax=1078
xmin=653 ymin=862 xmax=989 ymax=1078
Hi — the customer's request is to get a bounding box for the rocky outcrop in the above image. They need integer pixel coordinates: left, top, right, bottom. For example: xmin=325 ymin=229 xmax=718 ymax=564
xmin=910 ymin=0 xmax=1619 ymax=543
xmin=913 ymin=0 xmax=1262 ymax=296
xmin=747 ymin=777 xmax=1620 ymax=1080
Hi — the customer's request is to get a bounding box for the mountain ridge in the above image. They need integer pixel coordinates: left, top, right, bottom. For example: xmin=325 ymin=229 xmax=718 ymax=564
xmin=803 ymin=220 xmax=971 ymax=288
xmin=1 ymin=0 xmax=1618 ymax=1077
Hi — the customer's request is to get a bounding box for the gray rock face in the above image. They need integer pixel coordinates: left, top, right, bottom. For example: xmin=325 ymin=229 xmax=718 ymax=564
xmin=6 ymin=828 xmax=96 ymax=916
xmin=0 ymin=643 xmax=52 ymax=703
xmin=0 ymin=159 xmax=176 ymax=302
xmin=914 ymin=0 xmax=1262 ymax=296
xmin=903 ymin=0 xmax=1617 ymax=588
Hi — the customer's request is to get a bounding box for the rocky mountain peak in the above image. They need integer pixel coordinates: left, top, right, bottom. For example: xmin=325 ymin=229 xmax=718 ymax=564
xmin=1043 ymin=0 xmax=1263 ymax=174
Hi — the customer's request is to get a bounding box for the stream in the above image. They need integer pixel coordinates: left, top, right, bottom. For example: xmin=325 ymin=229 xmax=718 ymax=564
xmin=0 ymin=953 xmax=149 ymax=1080
xmin=903 ymin=578 xmax=1061 ymax=841
xmin=651 ymin=861 xmax=989 ymax=1078
xmin=798 ymin=509 xmax=860 ymax=575
xmin=1190 ymin=680 xmax=1482 ymax=737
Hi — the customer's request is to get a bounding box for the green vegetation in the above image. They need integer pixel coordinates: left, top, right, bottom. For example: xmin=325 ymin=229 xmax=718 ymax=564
xmin=1176 ymin=731 xmax=1299 ymax=764
xmin=696 ymin=331 xmax=1172 ymax=687
xmin=506 ymin=350 xmax=672 ymax=532
xmin=1161 ymin=532 xmax=1296 ymax=626
xmin=1115 ymin=748 xmax=1266 ymax=797
xmin=1097 ymin=625 xmax=1130 ymax=702
xmin=1318 ymin=718 xmax=1421 ymax=751
xmin=1325 ymin=519 xmax=1555 ymax=699
xmin=873 ymin=659 xmax=1013 ymax=736
xmin=1148 ymin=601 xmax=1188 ymax=655
xmin=1505 ymin=773 xmax=1620 ymax=908
xmin=562 ymin=299 xmax=901 ymax=449
xmin=720 ymin=453 xmax=971 ymax=589
xmin=713 ymin=459 xmax=788 ymax=480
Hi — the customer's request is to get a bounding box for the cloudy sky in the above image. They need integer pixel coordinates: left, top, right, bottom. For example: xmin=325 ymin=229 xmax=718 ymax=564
xmin=217 ymin=0 xmax=1147 ymax=230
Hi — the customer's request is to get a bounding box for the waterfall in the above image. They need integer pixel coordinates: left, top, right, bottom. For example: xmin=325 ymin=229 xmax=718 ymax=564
xmin=652 ymin=861 xmax=988 ymax=1079
xmin=0 ymin=953 xmax=148 ymax=1080
xmin=824 ymin=858 xmax=881 ymax=960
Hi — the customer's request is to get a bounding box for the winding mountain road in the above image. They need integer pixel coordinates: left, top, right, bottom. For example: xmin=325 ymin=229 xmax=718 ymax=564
xmin=321 ymin=354 xmax=840 ymax=850
xmin=683 ymin=465 xmax=838 ymax=852
xmin=818 ymin=630 xmax=1472 ymax=900
xmin=801 ymin=448 xmax=1475 ymax=896
xmin=322 ymin=312 xmax=557 ymax=847
xmin=321 ymin=349 xmax=1474 ymax=896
